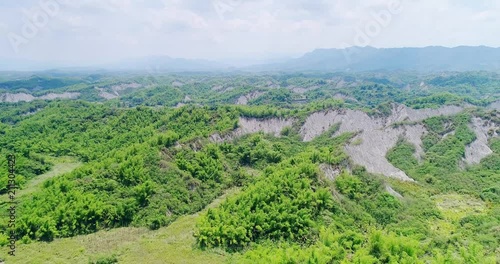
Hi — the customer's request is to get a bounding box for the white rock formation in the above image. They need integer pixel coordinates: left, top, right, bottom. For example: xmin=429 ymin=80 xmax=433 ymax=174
xmin=1 ymin=92 xmax=80 ymax=103
xmin=96 ymin=83 xmax=141 ymax=100
xmin=235 ymin=117 xmax=294 ymax=137
xmin=299 ymin=104 xmax=464 ymax=181
xmin=236 ymin=91 xmax=265 ymax=105
xmin=0 ymin=93 xmax=35 ymax=102
xmin=464 ymin=118 xmax=498 ymax=164
xmin=172 ymin=81 xmax=184 ymax=87
xmin=490 ymin=100 xmax=500 ymax=110
xmin=290 ymin=86 xmax=318 ymax=94
xmin=98 ymin=91 xmax=118 ymax=100
xmin=210 ymin=117 xmax=294 ymax=143
xmin=385 ymin=185 xmax=403 ymax=199
xmin=344 ymin=128 xmax=415 ymax=181
xmin=39 ymin=92 xmax=80 ymax=100
xmin=319 ymin=164 xmax=341 ymax=181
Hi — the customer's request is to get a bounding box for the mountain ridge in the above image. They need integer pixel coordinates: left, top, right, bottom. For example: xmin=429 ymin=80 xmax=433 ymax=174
xmin=249 ymin=45 xmax=500 ymax=72
xmin=3 ymin=46 xmax=500 ymax=72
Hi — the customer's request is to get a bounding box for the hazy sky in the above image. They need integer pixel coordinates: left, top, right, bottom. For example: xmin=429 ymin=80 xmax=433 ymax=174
xmin=0 ymin=0 xmax=499 ymax=64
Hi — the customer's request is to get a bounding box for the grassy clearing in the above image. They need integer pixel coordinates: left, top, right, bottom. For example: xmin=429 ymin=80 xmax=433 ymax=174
xmin=1 ymin=156 xmax=81 ymax=202
xmin=19 ymin=157 xmax=81 ymax=197
xmin=433 ymin=194 xmax=487 ymax=221
xmin=430 ymin=194 xmax=488 ymax=237
xmin=0 ymin=188 xmax=240 ymax=264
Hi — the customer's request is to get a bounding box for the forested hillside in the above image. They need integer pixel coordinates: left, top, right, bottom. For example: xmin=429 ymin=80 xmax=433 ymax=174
xmin=0 ymin=72 xmax=498 ymax=263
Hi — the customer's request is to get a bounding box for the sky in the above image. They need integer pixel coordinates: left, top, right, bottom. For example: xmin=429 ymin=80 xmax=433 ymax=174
xmin=0 ymin=0 xmax=499 ymax=66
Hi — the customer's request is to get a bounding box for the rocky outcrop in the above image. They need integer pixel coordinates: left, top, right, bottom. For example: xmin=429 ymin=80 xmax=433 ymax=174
xmin=1 ymin=92 xmax=80 ymax=103
xmin=300 ymin=104 xmax=462 ymax=141
xmin=385 ymin=185 xmax=403 ymax=199
xmin=386 ymin=104 xmax=463 ymax=124
xmin=0 ymin=93 xmax=35 ymax=102
xmin=211 ymin=85 xmax=223 ymax=91
xmin=172 ymin=81 xmax=184 ymax=87
xmin=464 ymin=118 xmax=498 ymax=164
xmin=111 ymin=83 xmax=141 ymax=92
xmin=39 ymin=92 xmax=80 ymax=100
xmin=290 ymin=86 xmax=319 ymax=94
xmin=490 ymin=100 xmax=500 ymax=110
xmin=235 ymin=117 xmax=294 ymax=137
xmin=210 ymin=117 xmax=294 ymax=143
xmin=236 ymin=91 xmax=265 ymax=105
xmin=300 ymin=104 xmax=463 ymax=181
xmin=319 ymin=164 xmax=341 ymax=181
xmin=208 ymin=104 xmax=472 ymax=181
xmin=344 ymin=127 xmax=418 ymax=181
xmin=97 ymin=83 xmax=142 ymax=100
xmin=98 ymin=91 xmax=118 ymax=100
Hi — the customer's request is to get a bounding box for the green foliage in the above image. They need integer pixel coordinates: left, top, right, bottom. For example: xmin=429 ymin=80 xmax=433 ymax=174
xmin=1 ymin=72 xmax=499 ymax=262
xmin=0 ymin=102 xmax=244 ymax=242
xmin=195 ymin=157 xmax=334 ymax=250
xmin=386 ymin=140 xmax=419 ymax=172
xmin=250 ymin=88 xmax=293 ymax=106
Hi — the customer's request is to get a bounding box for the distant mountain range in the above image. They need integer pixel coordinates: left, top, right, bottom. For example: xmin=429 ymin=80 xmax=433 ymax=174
xmin=250 ymin=46 xmax=500 ymax=72
xmin=2 ymin=46 xmax=500 ymax=73
xmin=106 ymin=56 xmax=228 ymax=72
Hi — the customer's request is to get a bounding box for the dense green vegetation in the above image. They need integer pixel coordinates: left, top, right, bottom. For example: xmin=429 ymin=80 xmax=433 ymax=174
xmin=0 ymin=72 xmax=498 ymax=263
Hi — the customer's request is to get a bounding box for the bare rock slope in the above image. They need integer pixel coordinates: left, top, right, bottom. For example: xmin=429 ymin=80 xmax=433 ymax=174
xmin=210 ymin=104 xmax=498 ymax=182
xmin=210 ymin=117 xmax=294 ymax=143
xmin=490 ymin=100 xmax=500 ymax=110
xmin=300 ymin=105 xmax=464 ymax=181
xmin=236 ymin=92 xmax=265 ymax=105
xmin=1 ymin=92 xmax=80 ymax=103
xmin=96 ymin=83 xmax=142 ymax=100
xmin=464 ymin=118 xmax=498 ymax=164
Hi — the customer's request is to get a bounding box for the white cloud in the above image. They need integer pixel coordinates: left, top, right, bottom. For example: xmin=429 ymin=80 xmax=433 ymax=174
xmin=0 ymin=0 xmax=499 ymax=63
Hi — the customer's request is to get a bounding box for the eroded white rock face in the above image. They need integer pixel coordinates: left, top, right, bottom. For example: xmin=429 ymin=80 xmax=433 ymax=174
xmin=39 ymin=92 xmax=80 ymax=100
xmin=1 ymin=92 xmax=80 ymax=103
xmin=1 ymin=93 xmax=35 ymax=103
xmin=98 ymin=92 xmax=118 ymax=100
xmin=289 ymin=86 xmax=319 ymax=94
xmin=236 ymin=91 xmax=265 ymax=105
xmin=464 ymin=118 xmax=498 ymax=164
xmin=210 ymin=117 xmax=294 ymax=143
xmin=111 ymin=83 xmax=141 ymax=92
xmin=208 ymin=104 xmax=475 ymax=181
xmin=404 ymin=125 xmax=427 ymax=160
xmin=235 ymin=117 xmax=294 ymax=137
xmin=387 ymin=104 xmax=463 ymax=124
xmin=96 ymin=83 xmax=142 ymax=100
xmin=490 ymin=100 xmax=500 ymax=110
xmin=172 ymin=81 xmax=184 ymax=87
xmin=386 ymin=185 xmax=403 ymax=199
xmin=319 ymin=164 xmax=341 ymax=181
xmin=344 ymin=127 xmax=415 ymax=181
xmin=300 ymin=104 xmax=464 ymax=181
xmin=300 ymin=109 xmax=382 ymax=142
